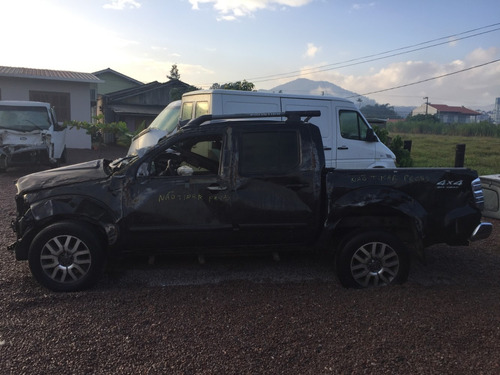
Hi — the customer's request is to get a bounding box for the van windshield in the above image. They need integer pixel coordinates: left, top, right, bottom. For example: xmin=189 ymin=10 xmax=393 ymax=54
xmin=149 ymin=101 xmax=181 ymax=134
xmin=0 ymin=106 xmax=51 ymax=132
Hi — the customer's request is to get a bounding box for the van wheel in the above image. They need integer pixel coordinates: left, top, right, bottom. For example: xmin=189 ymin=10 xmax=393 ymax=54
xmin=28 ymin=221 xmax=106 ymax=292
xmin=336 ymin=231 xmax=409 ymax=288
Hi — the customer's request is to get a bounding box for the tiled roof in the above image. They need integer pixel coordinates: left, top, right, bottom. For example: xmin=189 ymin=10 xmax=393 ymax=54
xmin=430 ymin=104 xmax=480 ymax=115
xmin=93 ymin=68 xmax=143 ymax=85
xmin=0 ymin=66 xmax=103 ymax=83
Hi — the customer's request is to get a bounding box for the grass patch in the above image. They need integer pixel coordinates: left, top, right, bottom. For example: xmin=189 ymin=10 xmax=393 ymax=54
xmin=393 ymin=133 xmax=500 ymax=176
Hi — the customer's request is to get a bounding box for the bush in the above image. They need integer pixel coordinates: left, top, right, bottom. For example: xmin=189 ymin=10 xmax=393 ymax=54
xmin=388 ymin=120 xmax=499 ymax=138
xmin=373 ymin=126 xmax=413 ymax=167
xmin=65 ymin=115 xmax=130 ymax=146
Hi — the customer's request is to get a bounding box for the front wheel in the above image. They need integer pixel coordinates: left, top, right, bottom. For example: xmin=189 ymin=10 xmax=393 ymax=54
xmin=28 ymin=221 xmax=106 ymax=292
xmin=336 ymin=231 xmax=410 ymax=288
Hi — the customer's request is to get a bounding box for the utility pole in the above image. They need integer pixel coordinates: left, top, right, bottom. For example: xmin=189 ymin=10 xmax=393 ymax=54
xmin=423 ymin=96 xmax=429 ymax=115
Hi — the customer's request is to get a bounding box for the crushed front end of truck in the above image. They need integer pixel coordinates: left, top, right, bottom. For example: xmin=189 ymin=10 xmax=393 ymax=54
xmin=0 ymin=129 xmax=54 ymax=170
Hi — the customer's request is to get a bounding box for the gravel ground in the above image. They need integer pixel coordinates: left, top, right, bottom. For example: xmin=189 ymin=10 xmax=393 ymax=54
xmin=1 ymin=146 xmax=499 ymax=374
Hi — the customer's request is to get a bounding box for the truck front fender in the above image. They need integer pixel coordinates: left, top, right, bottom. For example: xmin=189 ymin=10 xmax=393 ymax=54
xmin=30 ymin=195 xmax=120 ymax=244
xmin=14 ymin=195 xmax=120 ymax=261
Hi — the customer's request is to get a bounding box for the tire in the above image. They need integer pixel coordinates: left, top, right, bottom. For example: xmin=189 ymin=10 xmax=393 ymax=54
xmin=28 ymin=221 xmax=106 ymax=292
xmin=59 ymin=147 xmax=67 ymax=164
xmin=336 ymin=231 xmax=409 ymax=288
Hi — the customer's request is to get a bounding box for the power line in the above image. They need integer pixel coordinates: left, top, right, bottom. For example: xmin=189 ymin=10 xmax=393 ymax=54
xmin=249 ymin=23 xmax=500 ymax=83
xmin=346 ymin=58 xmax=500 ymax=99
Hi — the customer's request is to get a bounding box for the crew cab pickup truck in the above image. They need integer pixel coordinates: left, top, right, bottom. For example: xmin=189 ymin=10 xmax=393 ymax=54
xmin=9 ymin=111 xmax=492 ymax=291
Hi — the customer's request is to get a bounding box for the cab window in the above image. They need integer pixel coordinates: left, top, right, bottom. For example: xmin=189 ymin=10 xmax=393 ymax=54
xmin=181 ymin=102 xmax=193 ymax=121
xmin=339 ymin=110 xmax=369 ymax=140
xmin=195 ymin=101 xmax=209 ymax=117
xmin=239 ymin=131 xmax=300 ymax=176
xmin=148 ymin=135 xmax=223 ymax=177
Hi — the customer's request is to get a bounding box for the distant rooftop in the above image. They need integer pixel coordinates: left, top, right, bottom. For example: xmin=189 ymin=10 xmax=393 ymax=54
xmin=0 ymin=66 xmax=103 ymax=83
xmin=93 ymin=67 xmax=143 ymax=85
xmin=430 ymin=104 xmax=480 ymax=115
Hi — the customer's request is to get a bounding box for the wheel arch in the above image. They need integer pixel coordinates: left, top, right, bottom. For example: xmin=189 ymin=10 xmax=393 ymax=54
xmin=16 ymin=195 xmax=119 ymax=260
xmin=326 ymin=188 xmax=428 ymax=255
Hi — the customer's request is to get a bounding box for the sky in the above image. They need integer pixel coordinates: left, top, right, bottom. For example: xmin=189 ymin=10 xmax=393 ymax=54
xmin=1 ymin=0 xmax=499 ymax=108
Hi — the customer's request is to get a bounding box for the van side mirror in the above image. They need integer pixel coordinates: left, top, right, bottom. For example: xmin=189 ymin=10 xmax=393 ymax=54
xmin=366 ymin=128 xmax=378 ymax=142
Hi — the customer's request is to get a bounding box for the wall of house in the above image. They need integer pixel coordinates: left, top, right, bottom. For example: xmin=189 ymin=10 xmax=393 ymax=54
xmin=0 ymin=77 xmax=91 ymax=148
xmin=411 ymin=104 xmax=438 ymax=116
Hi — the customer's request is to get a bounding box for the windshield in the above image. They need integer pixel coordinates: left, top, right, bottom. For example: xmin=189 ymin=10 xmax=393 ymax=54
xmin=0 ymin=106 xmax=51 ymax=131
xmin=149 ymin=100 xmax=181 ymax=134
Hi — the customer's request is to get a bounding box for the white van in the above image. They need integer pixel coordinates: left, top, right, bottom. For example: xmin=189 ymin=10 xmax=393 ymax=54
xmin=128 ymin=100 xmax=181 ymax=156
xmin=180 ymin=90 xmax=396 ymax=169
xmin=0 ymin=101 xmax=66 ymax=171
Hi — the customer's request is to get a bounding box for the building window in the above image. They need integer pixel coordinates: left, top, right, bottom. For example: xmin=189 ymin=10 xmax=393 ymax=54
xmin=29 ymin=91 xmax=71 ymax=122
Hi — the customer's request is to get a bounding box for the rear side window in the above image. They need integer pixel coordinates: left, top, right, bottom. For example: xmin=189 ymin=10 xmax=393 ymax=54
xmin=339 ymin=110 xmax=369 ymax=140
xmin=239 ymin=131 xmax=300 ymax=176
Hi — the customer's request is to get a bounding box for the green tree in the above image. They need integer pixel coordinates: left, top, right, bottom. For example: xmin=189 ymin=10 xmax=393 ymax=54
xmin=169 ymin=84 xmax=200 ymax=101
xmin=211 ymin=80 xmax=255 ymax=91
xmin=406 ymin=113 xmax=439 ymax=122
xmin=360 ymin=103 xmax=400 ymax=119
xmin=167 ymin=64 xmax=180 ymax=80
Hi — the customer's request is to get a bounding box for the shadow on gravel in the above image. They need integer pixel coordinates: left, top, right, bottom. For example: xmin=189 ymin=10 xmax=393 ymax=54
xmin=95 ymin=243 xmax=500 ymax=291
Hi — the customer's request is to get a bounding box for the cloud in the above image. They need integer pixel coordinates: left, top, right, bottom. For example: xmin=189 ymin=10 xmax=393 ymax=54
xmin=103 ymin=0 xmax=141 ymax=10
xmin=295 ymin=47 xmax=500 ymax=106
xmin=304 ymin=43 xmax=320 ymax=58
xmin=189 ymin=0 xmax=313 ymax=20
xmin=351 ymin=2 xmax=376 ymax=11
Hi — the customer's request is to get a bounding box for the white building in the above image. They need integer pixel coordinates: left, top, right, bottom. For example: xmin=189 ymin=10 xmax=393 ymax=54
xmin=0 ymin=66 xmax=103 ymax=148
xmin=412 ymin=103 xmax=481 ymax=124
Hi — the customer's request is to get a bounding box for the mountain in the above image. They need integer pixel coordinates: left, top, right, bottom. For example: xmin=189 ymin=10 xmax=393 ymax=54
xmin=264 ymin=78 xmax=377 ymax=106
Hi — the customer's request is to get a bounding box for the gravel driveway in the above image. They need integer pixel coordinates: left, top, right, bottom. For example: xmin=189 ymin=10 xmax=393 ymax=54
xmin=1 ymin=146 xmax=499 ymax=374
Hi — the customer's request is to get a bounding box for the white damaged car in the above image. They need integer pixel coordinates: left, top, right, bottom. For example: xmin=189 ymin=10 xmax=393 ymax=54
xmin=0 ymin=101 xmax=66 ymax=171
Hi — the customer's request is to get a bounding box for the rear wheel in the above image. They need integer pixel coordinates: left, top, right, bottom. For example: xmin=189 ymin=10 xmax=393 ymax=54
xmin=336 ymin=231 xmax=409 ymax=288
xmin=28 ymin=221 xmax=106 ymax=292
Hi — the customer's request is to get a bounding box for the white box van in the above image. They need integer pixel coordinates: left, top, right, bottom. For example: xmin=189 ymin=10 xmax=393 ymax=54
xmin=0 ymin=101 xmax=66 ymax=171
xmin=128 ymin=100 xmax=181 ymax=156
xmin=180 ymin=90 xmax=396 ymax=168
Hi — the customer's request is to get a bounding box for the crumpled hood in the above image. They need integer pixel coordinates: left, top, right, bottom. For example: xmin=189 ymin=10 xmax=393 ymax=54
xmin=16 ymin=159 xmax=110 ymax=194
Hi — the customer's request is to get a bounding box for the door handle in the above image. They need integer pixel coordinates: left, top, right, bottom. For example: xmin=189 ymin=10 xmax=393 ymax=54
xmin=207 ymin=185 xmax=227 ymax=191
xmin=286 ymin=183 xmax=309 ymax=190
xmin=337 ymin=146 xmax=349 ymax=150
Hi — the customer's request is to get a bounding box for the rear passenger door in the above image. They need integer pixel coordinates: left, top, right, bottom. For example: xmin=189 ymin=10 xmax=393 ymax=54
xmin=231 ymin=125 xmax=321 ymax=245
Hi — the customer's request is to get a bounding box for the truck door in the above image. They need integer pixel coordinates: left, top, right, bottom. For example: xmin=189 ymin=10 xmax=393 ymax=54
xmin=281 ymin=98 xmax=335 ymax=167
xmin=123 ymin=131 xmax=234 ymax=249
xmin=231 ymin=126 xmax=322 ymax=245
xmin=335 ymin=108 xmax=377 ymax=168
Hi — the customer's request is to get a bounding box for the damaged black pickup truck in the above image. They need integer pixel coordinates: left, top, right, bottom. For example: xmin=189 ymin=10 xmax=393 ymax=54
xmin=9 ymin=111 xmax=492 ymax=291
